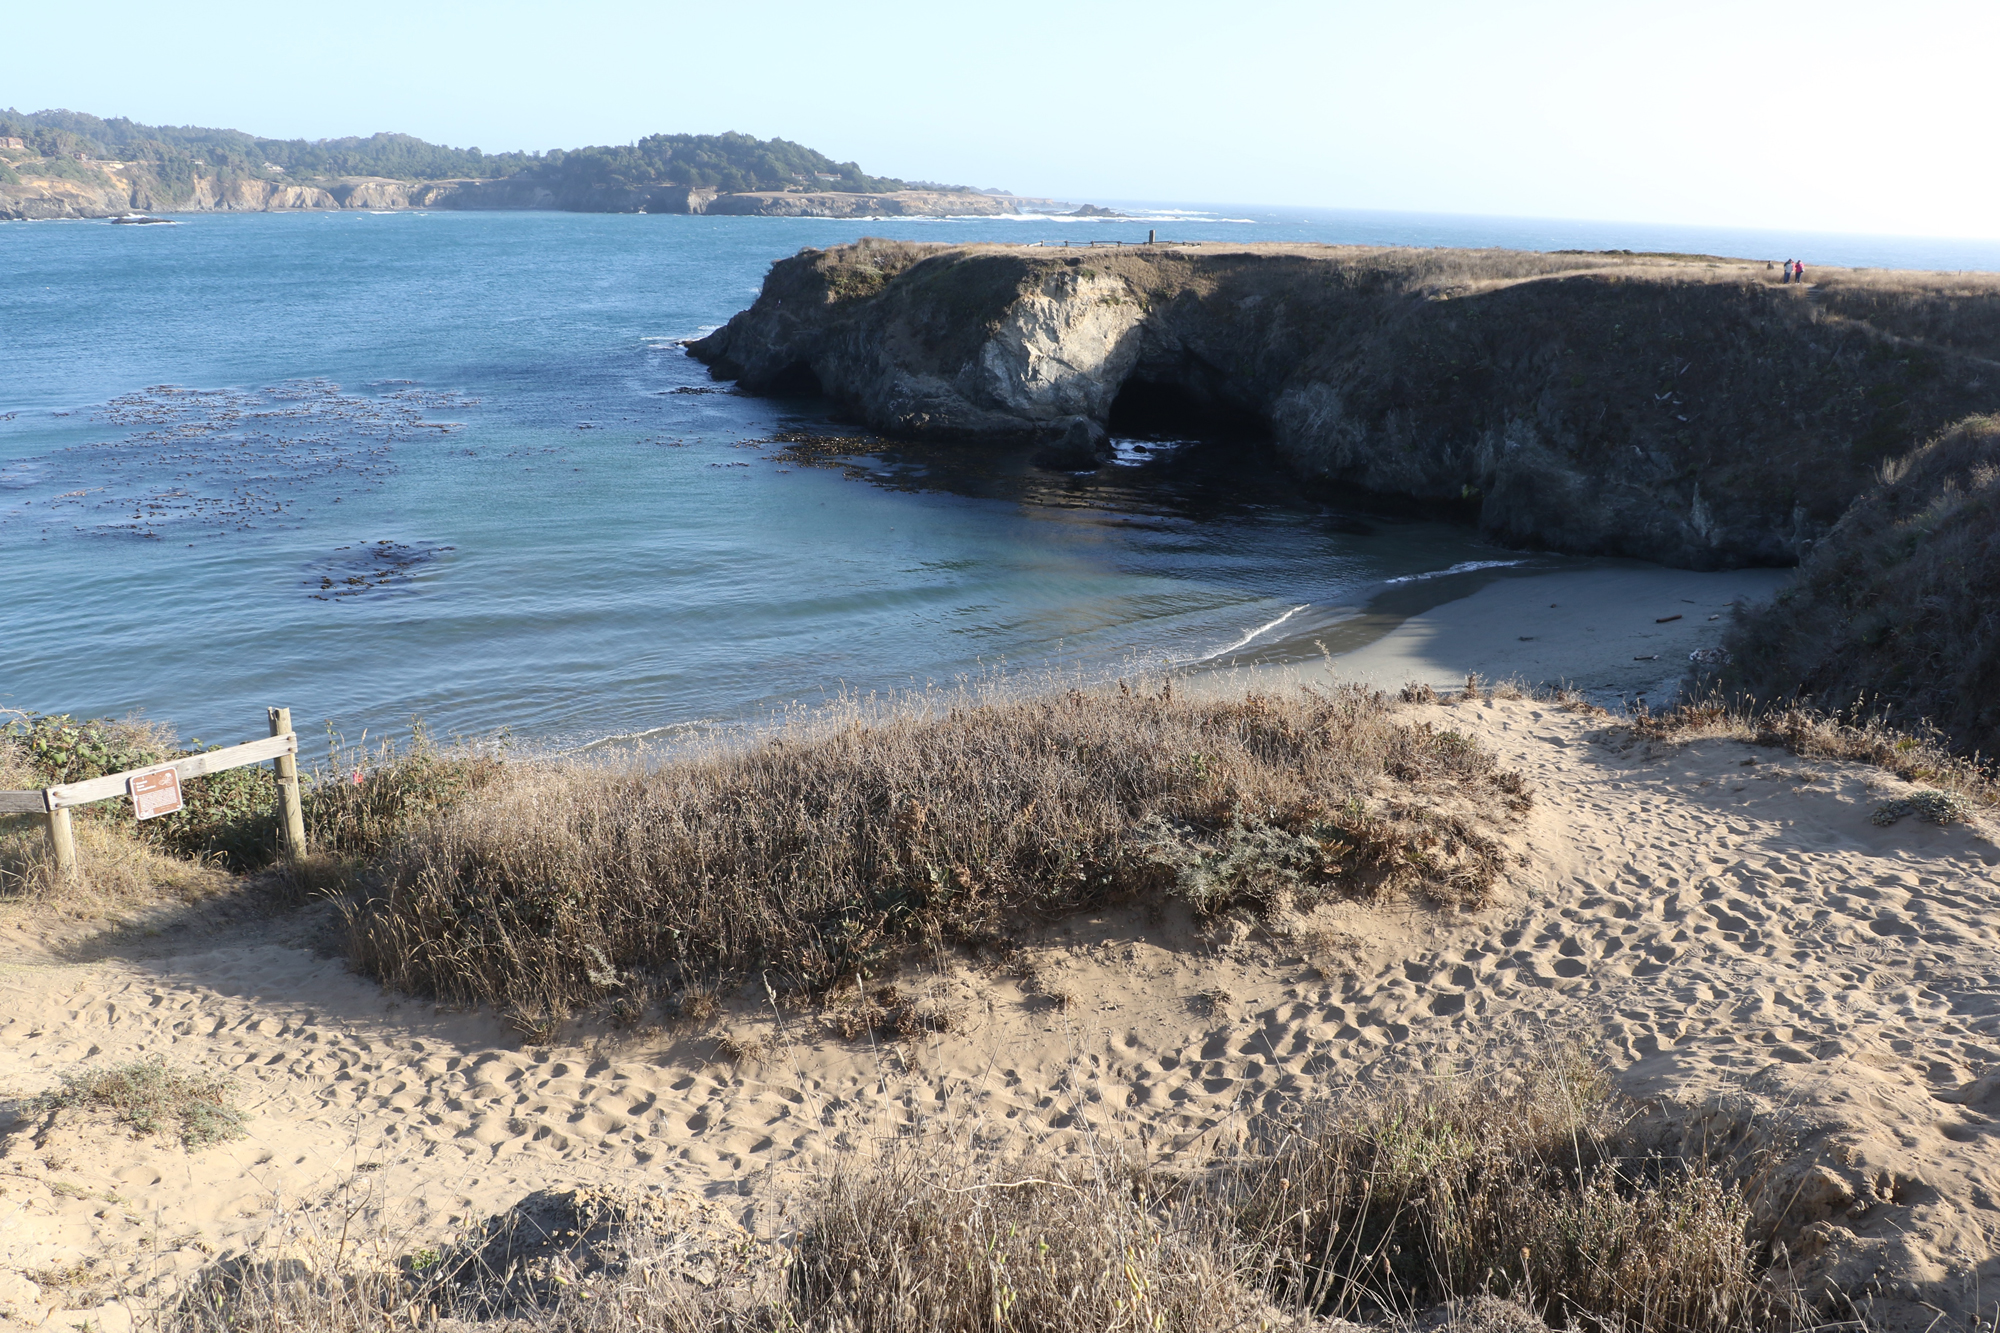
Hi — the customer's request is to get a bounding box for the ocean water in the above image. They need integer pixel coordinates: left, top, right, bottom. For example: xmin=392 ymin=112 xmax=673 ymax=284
xmin=2 ymin=204 xmax=1978 ymax=751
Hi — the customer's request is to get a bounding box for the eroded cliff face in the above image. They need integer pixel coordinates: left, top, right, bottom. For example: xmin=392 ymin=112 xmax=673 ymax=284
xmin=0 ymin=162 xmax=1030 ymax=220
xmin=0 ymin=166 xmax=417 ymax=218
xmin=689 ymin=240 xmax=2000 ymax=568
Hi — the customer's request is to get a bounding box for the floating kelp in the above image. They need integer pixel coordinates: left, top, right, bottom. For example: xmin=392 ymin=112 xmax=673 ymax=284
xmin=304 ymin=539 xmax=456 ymax=600
xmin=752 ymin=428 xmax=894 ymax=471
xmin=0 ymin=380 xmax=477 ymax=542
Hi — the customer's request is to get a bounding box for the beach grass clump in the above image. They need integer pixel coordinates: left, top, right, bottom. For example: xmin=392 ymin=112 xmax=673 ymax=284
xmin=1235 ymin=1051 xmax=1766 ymax=1333
xmin=1631 ymin=694 xmax=1996 ymax=806
xmin=38 ymin=1056 xmax=246 ymax=1148
xmin=791 ymin=1151 xmax=1261 ymax=1333
xmin=344 ymin=680 xmax=1528 ymax=1032
xmin=302 ymin=725 xmax=506 ymax=865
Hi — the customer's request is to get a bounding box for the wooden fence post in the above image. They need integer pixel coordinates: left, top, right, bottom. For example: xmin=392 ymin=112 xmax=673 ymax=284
xmin=269 ymin=707 xmax=307 ymax=859
xmin=45 ymin=804 xmax=76 ymax=878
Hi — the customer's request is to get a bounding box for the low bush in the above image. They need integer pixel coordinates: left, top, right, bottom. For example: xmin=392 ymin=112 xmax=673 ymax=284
xmin=344 ymin=680 xmax=1529 ymax=1033
xmin=37 ymin=1057 xmax=245 ymax=1147
xmin=302 ymin=725 xmax=505 ymax=865
xmin=1 ymin=712 xmax=278 ymax=869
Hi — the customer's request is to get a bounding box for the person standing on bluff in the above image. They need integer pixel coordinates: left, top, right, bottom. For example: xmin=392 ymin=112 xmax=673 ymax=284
xmin=1782 ymin=259 xmax=1795 ymax=283
xmin=1794 ymin=260 xmax=1807 ymax=284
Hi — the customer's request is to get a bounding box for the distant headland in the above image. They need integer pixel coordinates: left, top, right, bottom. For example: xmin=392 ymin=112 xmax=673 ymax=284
xmin=0 ymin=108 xmax=1079 ymax=220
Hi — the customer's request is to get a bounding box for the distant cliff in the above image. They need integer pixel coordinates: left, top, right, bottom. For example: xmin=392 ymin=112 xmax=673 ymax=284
xmin=0 ymin=161 xmax=1036 ymax=220
xmin=0 ymin=111 xmax=1048 ymax=220
xmin=689 ymin=240 xmax=2000 ymax=569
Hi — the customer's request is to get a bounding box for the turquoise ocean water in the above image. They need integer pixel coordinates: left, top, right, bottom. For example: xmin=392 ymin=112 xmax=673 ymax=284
xmin=6 ymin=205 xmax=1997 ymax=750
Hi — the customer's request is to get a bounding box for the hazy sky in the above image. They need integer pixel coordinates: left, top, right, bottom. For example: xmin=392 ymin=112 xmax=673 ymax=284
xmin=6 ymin=0 xmax=1988 ymax=237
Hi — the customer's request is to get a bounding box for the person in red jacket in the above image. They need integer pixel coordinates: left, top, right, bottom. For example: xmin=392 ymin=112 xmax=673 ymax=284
xmin=1795 ymin=260 xmax=1807 ymax=284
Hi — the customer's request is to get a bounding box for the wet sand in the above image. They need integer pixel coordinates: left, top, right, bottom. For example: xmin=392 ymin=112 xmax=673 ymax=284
xmin=1198 ymin=561 xmax=1793 ymax=705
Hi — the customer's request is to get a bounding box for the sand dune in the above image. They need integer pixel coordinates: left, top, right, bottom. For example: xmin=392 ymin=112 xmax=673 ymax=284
xmin=2 ymin=695 xmax=1997 ymax=1330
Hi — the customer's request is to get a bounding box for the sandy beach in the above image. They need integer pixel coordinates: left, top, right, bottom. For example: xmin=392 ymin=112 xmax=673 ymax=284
xmin=1202 ymin=562 xmax=1793 ymax=705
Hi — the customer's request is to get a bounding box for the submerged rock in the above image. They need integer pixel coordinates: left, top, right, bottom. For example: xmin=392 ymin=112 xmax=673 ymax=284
xmin=1031 ymin=417 xmax=1113 ymax=470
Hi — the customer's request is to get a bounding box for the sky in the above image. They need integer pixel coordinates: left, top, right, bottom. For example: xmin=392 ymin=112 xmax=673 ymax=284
xmin=5 ymin=0 xmax=1992 ymax=238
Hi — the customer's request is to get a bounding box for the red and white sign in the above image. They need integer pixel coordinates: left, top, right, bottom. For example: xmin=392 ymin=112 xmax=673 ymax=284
xmin=129 ymin=769 xmax=184 ymax=821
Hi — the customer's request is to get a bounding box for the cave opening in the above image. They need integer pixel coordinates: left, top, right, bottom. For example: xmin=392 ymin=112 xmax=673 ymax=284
xmin=764 ymin=360 xmax=824 ymax=397
xmin=1106 ymin=375 xmax=1268 ymax=442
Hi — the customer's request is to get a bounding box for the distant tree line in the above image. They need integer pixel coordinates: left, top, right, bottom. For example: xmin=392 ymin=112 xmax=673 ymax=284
xmin=0 ymin=109 xmax=922 ymax=194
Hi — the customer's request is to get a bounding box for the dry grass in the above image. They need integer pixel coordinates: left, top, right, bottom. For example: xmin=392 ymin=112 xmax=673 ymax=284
xmin=824 ymin=982 xmax=960 ymax=1041
xmin=0 ymin=806 xmax=236 ymax=906
xmin=158 ymin=1044 xmax=1781 ymax=1333
xmin=163 ymin=1155 xmax=1271 ymax=1333
xmin=343 ymin=679 xmax=1527 ymax=1034
xmin=1628 ymin=694 xmax=1997 ymax=807
xmin=1235 ymin=1049 xmax=1767 ymax=1332
xmin=791 ymin=1150 xmax=1268 ymax=1332
xmin=302 ymin=726 xmax=506 ymax=865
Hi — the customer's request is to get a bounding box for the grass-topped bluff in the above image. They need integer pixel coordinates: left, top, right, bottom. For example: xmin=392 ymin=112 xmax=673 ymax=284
xmin=0 ymin=108 xmax=1024 ymax=219
xmin=692 ymin=240 xmax=2000 ymax=570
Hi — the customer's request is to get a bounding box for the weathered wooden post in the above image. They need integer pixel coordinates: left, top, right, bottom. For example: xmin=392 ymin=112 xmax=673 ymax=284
xmin=1148 ymin=229 xmax=1156 ymax=244
xmin=45 ymin=803 xmax=76 ymax=878
xmin=268 ymin=706 xmax=307 ymax=859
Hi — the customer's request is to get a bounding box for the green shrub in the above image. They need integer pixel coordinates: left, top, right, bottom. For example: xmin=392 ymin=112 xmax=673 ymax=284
xmin=4 ymin=712 xmax=170 ymax=784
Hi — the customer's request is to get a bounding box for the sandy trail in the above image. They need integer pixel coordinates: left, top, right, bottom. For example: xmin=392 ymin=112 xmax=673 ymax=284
xmin=3 ymin=696 xmax=1998 ymax=1329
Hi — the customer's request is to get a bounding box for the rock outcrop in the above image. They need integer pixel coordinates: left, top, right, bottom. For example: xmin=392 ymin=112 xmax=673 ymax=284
xmin=689 ymin=240 xmax=2000 ymax=568
xmin=702 ymin=189 xmax=1028 ymax=218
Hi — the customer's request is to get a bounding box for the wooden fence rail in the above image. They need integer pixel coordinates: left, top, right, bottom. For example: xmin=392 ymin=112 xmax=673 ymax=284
xmin=1 ymin=706 xmax=306 ymax=876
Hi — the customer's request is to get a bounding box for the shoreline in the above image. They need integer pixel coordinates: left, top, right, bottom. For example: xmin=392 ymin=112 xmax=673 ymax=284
xmin=1189 ymin=561 xmax=1793 ymax=705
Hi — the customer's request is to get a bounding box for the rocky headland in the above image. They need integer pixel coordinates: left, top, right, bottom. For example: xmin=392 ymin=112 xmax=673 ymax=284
xmin=690 ymin=239 xmax=2000 ymax=569
xmin=0 ymin=156 xmax=1059 ymax=221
